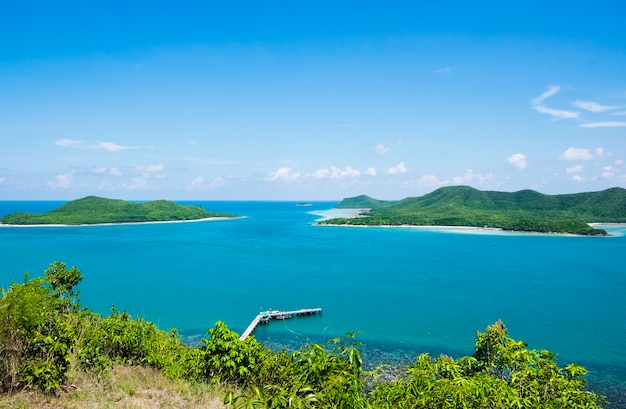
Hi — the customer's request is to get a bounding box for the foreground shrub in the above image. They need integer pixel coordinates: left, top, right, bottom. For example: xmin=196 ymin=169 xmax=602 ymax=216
xmin=0 ymin=262 xmax=607 ymax=408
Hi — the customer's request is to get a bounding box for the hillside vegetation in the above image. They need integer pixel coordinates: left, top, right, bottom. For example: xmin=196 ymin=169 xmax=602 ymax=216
xmin=321 ymin=186 xmax=626 ymax=235
xmin=0 ymin=196 xmax=237 ymax=225
xmin=334 ymin=195 xmax=394 ymax=209
xmin=0 ymin=262 xmax=605 ymax=408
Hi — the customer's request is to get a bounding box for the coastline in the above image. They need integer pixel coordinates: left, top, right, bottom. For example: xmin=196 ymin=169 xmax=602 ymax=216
xmin=0 ymin=216 xmax=242 ymax=228
xmin=314 ymin=222 xmax=608 ymax=237
xmin=311 ymin=209 xmax=625 ymax=237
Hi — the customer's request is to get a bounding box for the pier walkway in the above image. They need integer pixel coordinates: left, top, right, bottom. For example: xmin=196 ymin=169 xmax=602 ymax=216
xmin=239 ymin=308 xmax=322 ymax=341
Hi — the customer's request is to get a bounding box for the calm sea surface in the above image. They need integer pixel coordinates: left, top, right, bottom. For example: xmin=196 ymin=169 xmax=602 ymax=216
xmin=1 ymin=201 xmax=625 ymax=406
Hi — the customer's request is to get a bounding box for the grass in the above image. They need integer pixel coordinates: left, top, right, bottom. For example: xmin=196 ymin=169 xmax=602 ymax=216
xmin=0 ymin=365 xmax=228 ymax=409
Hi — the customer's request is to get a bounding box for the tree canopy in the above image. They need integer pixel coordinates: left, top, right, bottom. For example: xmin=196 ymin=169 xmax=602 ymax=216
xmin=321 ymin=186 xmax=626 ymax=235
xmin=0 ymin=196 xmax=237 ymax=225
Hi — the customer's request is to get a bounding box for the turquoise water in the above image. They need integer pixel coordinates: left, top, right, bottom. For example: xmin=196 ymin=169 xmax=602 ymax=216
xmin=1 ymin=201 xmax=625 ymax=406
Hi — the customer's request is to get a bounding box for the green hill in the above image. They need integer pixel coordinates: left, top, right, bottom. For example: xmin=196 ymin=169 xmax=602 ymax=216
xmin=0 ymin=196 xmax=237 ymax=225
xmin=320 ymin=186 xmax=626 ymax=235
xmin=335 ymin=195 xmax=393 ymax=209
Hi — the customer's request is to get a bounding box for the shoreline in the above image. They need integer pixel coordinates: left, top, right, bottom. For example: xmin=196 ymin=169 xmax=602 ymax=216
xmin=312 ymin=209 xmax=626 ymax=237
xmin=0 ymin=216 xmax=242 ymax=228
xmin=314 ymin=222 xmax=611 ymax=237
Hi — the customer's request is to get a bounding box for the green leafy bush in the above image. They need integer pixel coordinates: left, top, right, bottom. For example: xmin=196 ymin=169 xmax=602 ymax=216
xmin=0 ymin=262 xmax=607 ymax=408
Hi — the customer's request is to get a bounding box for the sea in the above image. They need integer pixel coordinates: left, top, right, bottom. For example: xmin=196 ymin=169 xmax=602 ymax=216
xmin=1 ymin=200 xmax=625 ymax=407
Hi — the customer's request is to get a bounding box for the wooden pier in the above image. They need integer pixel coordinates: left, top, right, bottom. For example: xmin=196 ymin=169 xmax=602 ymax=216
xmin=239 ymin=308 xmax=322 ymax=341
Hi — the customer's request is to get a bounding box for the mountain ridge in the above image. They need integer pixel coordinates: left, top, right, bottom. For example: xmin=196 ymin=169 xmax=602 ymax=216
xmin=324 ymin=186 xmax=626 ymax=235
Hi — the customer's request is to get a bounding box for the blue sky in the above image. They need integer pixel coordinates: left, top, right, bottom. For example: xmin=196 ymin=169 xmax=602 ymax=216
xmin=1 ymin=1 xmax=625 ymax=200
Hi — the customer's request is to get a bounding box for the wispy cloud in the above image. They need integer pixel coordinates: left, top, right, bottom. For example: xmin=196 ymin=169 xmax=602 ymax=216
xmin=365 ymin=167 xmax=377 ymax=176
xmin=46 ymin=171 xmax=74 ymax=189
xmin=93 ymin=166 xmax=123 ymax=176
xmin=507 ymin=153 xmax=527 ymax=170
xmin=385 ymin=162 xmax=407 ymax=175
xmin=559 ymin=147 xmax=597 ymax=160
xmin=579 ymin=121 xmax=626 ymax=128
xmin=189 ymin=176 xmax=205 ymax=190
xmin=532 ymin=85 xmax=561 ymax=105
xmin=310 ymin=166 xmax=360 ymax=180
xmin=54 ymin=138 xmax=85 ymax=147
xmin=572 ymin=100 xmax=619 ymax=113
xmin=187 ymin=176 xmax=223 ymax=190
xmin=375 ymin=144 xmax=390 ymax=154
xmin=435 ymin=67 xmax=452 ymax=74
xmin=417 ymin=174 xmax=448 ymax=187
xmin=109 ymin=166 xmax=123 ymax=176
xmin=93 ymin=141 xmax=136 ymax=152
xmin=566 ymin=165 xmax=583 ymax=173
xmin=531 ymin=86 xmax=580 ymax=120
xmin=452 ymin=169 xmax=492 ymax=184
xmin=54 ymin=138 xmax=138 ymax=152
xmin=135 ymin=164 xmax=165 ymax=173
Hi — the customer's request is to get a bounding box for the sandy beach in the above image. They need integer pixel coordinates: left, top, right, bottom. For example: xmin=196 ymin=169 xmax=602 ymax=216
xmin=0 ymin=216 xmax=241 ymax=228
xmin=309 ymin=209 xmax=625 ymax=236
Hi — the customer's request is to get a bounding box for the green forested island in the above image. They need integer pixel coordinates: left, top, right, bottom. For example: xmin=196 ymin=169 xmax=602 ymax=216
xmin=321 ymin=186 xmax=626 ymax=236
xmin=0 ymin=196 xmax=237 ymax=225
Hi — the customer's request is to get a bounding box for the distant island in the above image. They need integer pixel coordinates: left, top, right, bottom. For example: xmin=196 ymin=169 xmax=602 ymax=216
xmin=319 ymin=186 xmax=626 ymax=236
xmin=0 ymin=196 xmax=238 ymax=225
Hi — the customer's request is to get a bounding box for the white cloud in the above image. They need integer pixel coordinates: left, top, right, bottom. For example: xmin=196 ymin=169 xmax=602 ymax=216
xmin=210 ymin=176 xmax=224 ymax=189
xmin=595 ymin=147 xmax=604 ymax=158
xmin=54 ymin=138 xmax=84 ymax=147
xmin=375 ymin=144 xmax=390 ymax=154
xmin=310 ymin=166 xmax=360 ymax=180
xmin=532 ymin=105 xmax=580 ymax=120
xmin=264 ymin=167 xmax=301 ymax=182
xmin=452 ymin=169 xmax=492 ymax=185
xmin=566 ymin=165 xmax=583 ymax=173
xmin=46 ymin=171 xmax=73 ymax=189
xmin=0 ymin=177 xmax=6 ymax=184
xmin=435 ymin=67 xmax=452 ymax=74
xmin=187 ymin=176 xmax=223 ymax=191
xmin=602 ymin=166 xmax=614 ymax=178
xmin=135 ymin=163 xmax=165 ymax=173
xmin=579 ymin=121 xmax=626 ymax=128
xmin=128 ymin=176 xmax=149 ymax=190
xmin=507 ymin=153 xmax=527 ymax=170
xmin=572 ymin=175 xmax=584 ymax=182
xmin=189 ymin=176 xmax=204 ymax=190
xmin=93 ymin=166 xmax=123 ymax=176
xmin=613 ymin=111 xmax=626 ymax=116
xmin=93 ymin=141 xmax=136 ymax=152
xmin=417 ymin=174 xmax=448 ymax=187
xmin=109 ymin=166 xmax=123 ymax=176
xmin=559 ymin=147 xmax=595 ymax=161
xmin=531 ymin=86 xmax=580 ymax=120
xmin=532 ymin=85 xmax=561 ymax=105
xmin=385 ymin=162 xmax=407 ymax=175
xmin=572 ymin=100 xmax=619 ymax=113
xmin=365 ymin=167 xmax=377 ymax=176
